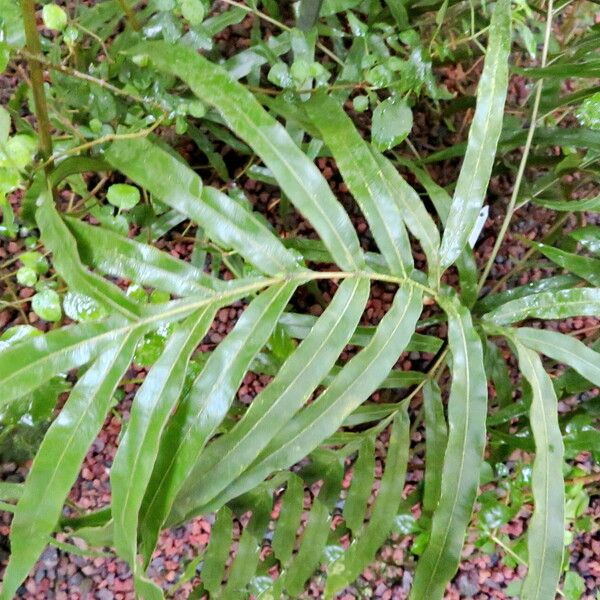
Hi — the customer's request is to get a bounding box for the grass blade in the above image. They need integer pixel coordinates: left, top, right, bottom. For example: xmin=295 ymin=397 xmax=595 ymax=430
xmin=126 ymin=41 xmax=365 ymax=271
xmin=1 ymin=332 xmax=140 ymax=600
xmin=439 ymin=0 xmax=511 ymax=268
xmin=514 ymin=343 xmax=565 ymax=600
xmin=410 ymin=297 xmax=487 ymax=600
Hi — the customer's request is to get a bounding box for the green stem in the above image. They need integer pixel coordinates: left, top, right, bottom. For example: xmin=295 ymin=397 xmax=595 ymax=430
xmin=20 ymin=0 xmax=53 ymax=170
xmin=477 ymin=0 xmax=554 ymax=295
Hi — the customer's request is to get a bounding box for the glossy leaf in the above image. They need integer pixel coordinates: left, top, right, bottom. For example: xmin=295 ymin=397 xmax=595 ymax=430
xmin=170 ymin=277 xmax=369 ymax=516
xmin=515 ymin=328 xmax=600 ymax=388
xmin=514 ymin=343 xmax=565 ymax=600
xmin=36 ymin=191 xmax=142 ymax=320
xmin=0 ymin=482 xmax=23 ymax=500
xmin=422 ymin=380 xmax=448 ymax=516
xmin=570 ymin=225 xmax=600 ymax=254
xmin=1 ymin=332 xmax=140 ymax=600
xmin=127 ymin=41 xmax=365 ymax=271
xmin=371 ymin=150 xmax=441 ymax=285
xmin=0 ymin=318 xmax=124 ymax=405
xmin=139 ymin=283 xmax=296 ymax=561
xmin=410 ymin=298 xmax=487 ymax=600
xmin=325 ymin=408 xmax=410 ymax=598
xmin=483 ymin=288 xmax=600 ymax=325
xmin=529 ymin=241 xmax=600 ymax=286
xmin=111 ymin=305 xmax=218 ymax=592
xmin=106 ymin=183 xmax=140 ymax=210
xmin=440 ymin=0 xmax=511 ymax=269
xmin=343 ymin=436 xmax=375 ymax=535
xmin=284 ymin=458 xmax=344 ymax=596
xmin=186 ymin=283 xmax=423 ymax=516
xmin=278 ymin=311 xmax=442 ymax=352
xmin=305 ymin=92 xmax=413 ymax=277
xmin=201 ymin=507 xmax=233 ymax=596
xmin=404 ymin=161 xmax=476 ymax=302
xmin=372 ymin=97 xmax=413 ymax=151
xmin=271 ymin=474 xmax=304 ymax=566
xmin=66 ymin=217 xmax=224 ymax=296
xmin=106 ymin=138 xmax=302 ymax=277
xmin=533 ymin=195 xmax=600 ymax=212
xmin=221 ymin=491 xmax=271 ymax=599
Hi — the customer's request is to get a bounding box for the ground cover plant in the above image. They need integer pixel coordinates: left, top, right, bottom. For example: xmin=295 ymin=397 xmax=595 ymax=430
xmin=0 ymin=0 xmax=599 ymax=598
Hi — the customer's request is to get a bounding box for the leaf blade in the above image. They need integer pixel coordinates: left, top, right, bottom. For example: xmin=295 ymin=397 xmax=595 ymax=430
xmin=66 ymin=217 xmax=223 ymax=296
xmin=514 ymin=343 xmax=565 ymax=600
xmin=106 ymin=138 xmax=302 ymax=277
xmin=173 ymin=277 xmax=369 ymax=513
xmin=36 ymin=192 xmax=142 ymax=319
xmin=1 ymin=332 xmax=140 ymax=599
xmin=305 ymin=92 xmax=413 ymax=278
xmin=127 ymin=41 xmax=365 ymax=271
xmin=410 ymin=298 xmax=487 ymax=600
xmin=111 ymin=305 xmax=218 ymax=589
xmin=439 ymin=0 xmax=511 ymax=268
xmin=139 ymin=282 xmax=297 ymax=561
xmin=177 ymin=282 xmax=423 ymax=519
xmin=483 ymin=288 xmax=600 ymax=325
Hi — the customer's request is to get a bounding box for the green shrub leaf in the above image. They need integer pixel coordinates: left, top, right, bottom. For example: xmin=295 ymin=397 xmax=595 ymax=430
xmin=483 ymin=288 xmax=600 ymax=325
xmin=111 ymin=305 xmax=219 ymax=591
xmin=372 ymin=97 xmax=413 ymax=151
xmin=305 ymin=92 xmax=413 ymax=277
xmin=139 ymin=283 xmax=297 ymax=560
xmin=168 ymin=277 xmax=370 ymax=516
